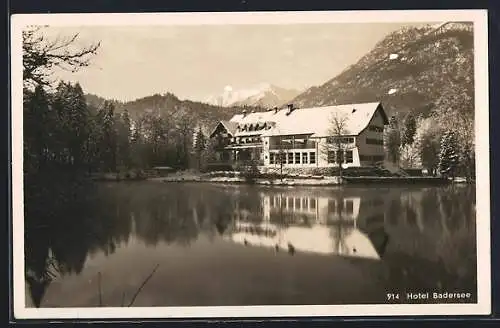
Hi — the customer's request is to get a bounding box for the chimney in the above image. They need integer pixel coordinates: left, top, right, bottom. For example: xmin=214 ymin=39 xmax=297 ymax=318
xmin=242 ymin=109 xmax=247 ymax=117
xmin=286 ymin=104 xmax=295 ymax=115
xmin=273 ymin=107 xmax=279 ymax=114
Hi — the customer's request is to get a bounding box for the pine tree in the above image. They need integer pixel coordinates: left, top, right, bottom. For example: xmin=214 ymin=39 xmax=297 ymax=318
xmin=384 ymin=116 xmax=401 ymax=164
xmin=116 ymin=109 xmax=132 ymax=169
xmin=101 ymin=101 xmax=117 ymax=172
xmin=130 ymin=119 xmax=145 ymax=169
xmin=401 ymin=112 xmax=417 ymax=147
xmin=420 ymin=132 xmax=440 ymax=176
xmin=67 ymin=83 xmax=90 ymax=169
xmin=193 ymin=127 xmax=206 ymax=153
xmin=193 ymin=127 xmax=207 ymax=171
xmin=439 ymin=130 xmax=459 ymax=178
xmin=24 ymin=85 xmax=53 ymax=173
xmin=86 ymin=105 xmax=104 ymax=173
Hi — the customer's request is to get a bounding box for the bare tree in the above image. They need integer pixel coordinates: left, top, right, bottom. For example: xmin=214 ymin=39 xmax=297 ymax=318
xmin=322 ymin=113 xmax=350 ymax=178
xmin=22 ymin=26 xmax=101 ymax=88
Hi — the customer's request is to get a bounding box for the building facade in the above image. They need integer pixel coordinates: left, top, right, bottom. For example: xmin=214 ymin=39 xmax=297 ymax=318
xmin=210 ymin=102 xmax=389 ymax=168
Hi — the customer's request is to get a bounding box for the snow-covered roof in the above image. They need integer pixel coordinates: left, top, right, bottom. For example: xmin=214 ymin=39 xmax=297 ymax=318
xmin=209 ymin=120 xmax=238 ymax=138
xmin=229 ymin=110 xmax=279 ymax=125
xmin=227 ymin=102 xmax=387 ymax=138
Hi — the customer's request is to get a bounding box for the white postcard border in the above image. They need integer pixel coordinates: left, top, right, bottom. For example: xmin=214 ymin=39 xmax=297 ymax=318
xmin=10 ymin=9 xmax=491 ymax=319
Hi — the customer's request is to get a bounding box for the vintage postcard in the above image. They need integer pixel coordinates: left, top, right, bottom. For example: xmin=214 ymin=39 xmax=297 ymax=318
xmin=11 ymin=10 xmax=490 ymax=319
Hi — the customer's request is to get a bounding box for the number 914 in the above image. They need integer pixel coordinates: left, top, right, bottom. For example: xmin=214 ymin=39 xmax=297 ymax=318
xmin=387 ymin=293 xmax=400 ymax=301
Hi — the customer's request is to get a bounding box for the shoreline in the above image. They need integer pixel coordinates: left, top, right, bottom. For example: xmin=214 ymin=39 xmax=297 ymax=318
xmin=90 ymin=171 xmax=472 ymax=186
xmin=149 ymin=176 xmax=343 ymax=186
xmin=147 ymin=176 xmax=470 ymax=186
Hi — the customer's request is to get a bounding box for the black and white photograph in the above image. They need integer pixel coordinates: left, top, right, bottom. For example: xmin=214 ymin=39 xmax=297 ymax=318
xmin=11 ymin=10 xmax=490 ymax=318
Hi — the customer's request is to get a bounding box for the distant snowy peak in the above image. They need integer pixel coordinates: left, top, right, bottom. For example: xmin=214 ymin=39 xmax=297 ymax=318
xmin=205 ymin=83 xmax=301 ymax=108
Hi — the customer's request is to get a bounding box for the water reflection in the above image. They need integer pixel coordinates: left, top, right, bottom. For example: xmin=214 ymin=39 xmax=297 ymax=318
xmin=228 ymin=194 xmax=382 ymax=260
xmin=24 ymin=182 xmax=476 ymax=307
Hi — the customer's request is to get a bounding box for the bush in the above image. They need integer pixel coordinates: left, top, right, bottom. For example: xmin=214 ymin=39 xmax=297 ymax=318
xmin=239 ymin=160 xmax=261 ymax=183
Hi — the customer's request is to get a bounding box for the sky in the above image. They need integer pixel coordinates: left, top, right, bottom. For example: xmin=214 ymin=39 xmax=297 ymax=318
xmin=42 ymin=23 xmax=423 ymax=102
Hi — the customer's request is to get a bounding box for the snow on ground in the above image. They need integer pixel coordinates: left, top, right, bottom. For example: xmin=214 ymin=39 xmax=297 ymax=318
xmin=149 ymin=173 xmax=341 ymax=185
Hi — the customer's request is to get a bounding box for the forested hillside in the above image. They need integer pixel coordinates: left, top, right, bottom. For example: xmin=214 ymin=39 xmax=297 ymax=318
xmin=292 ymin=22 xmax=473 ymax=118
xmin=85 ymin=92 xmax=258 ymax=129
xmin=291 ymin=22 xmax=475 ymax=178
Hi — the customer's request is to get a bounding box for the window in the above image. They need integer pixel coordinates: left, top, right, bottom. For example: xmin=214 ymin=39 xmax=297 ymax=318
xmin=309 ymin=152 xmax=316 ymax=164
xmin=302 ymin=152 xmax=308 ymax=164
xmin=368 ymin=125 xmax=384 ymax=132
xmin=345 ymin=200 xmax=354 ymax=215
xmin=274 ymin=153 xmax=281 ymax=164
xmin=295 ymin=152 xmax=301 ymax=164
xmin=336 ymin=151 xmax=344 ymax=164
xmin=373 ymin=155 xmax=385 ymax=162
xmin=295 ymin=198 xmax=301 ymax=210
xmin=346 ymin=150 xmax=353 ymax=163
xmin=288 ymin=152 xmax=293 ymax=164
xmin=270 ymin=197 xmax=275 ymax=207
xmin=310 ymin=198 xmax=316 ymax=210
xmin=302 ymin=198 xmax=308 ymax=209
xmin=327 ymin=151 xmax=336 ymax=164
xmin=270 ymin=153 xmax=275 ymax=164
xmin=328 ymin=200 xmax=336 ymax=213
xmin=366 ymin=138 xmax=384 ymax=145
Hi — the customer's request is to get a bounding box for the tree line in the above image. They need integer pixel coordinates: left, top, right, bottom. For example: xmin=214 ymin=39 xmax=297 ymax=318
xmin=24 ymin=81 xmax=217 ymax=178
xmin=384 ymin=108 xmax=474 ymax=180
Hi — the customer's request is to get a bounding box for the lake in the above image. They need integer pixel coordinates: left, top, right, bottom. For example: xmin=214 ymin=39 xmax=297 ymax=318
xmin=24 ymin=181 xmax=477 ymax=307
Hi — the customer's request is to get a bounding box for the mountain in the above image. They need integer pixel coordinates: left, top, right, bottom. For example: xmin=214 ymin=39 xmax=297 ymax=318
xmin=206 ymin=83 xmax=301 ymax=108
xmin=289 ymin=22 xmax=474 ymax=118
xmin=85 ymin=92 xmax=264 ymax=132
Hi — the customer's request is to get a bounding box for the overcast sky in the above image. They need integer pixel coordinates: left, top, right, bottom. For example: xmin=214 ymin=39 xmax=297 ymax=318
xmin=43 ymin=23 xmax=423 ymax=102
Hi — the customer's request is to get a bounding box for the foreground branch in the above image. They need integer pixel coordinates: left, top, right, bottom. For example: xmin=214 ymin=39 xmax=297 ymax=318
xmin=127 ymin=264 xmax=160 ymax=307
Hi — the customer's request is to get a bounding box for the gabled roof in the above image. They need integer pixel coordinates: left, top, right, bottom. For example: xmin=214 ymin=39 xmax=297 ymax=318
xmin=219 ymin=102 xmax=388 ymax=139
xmin=229 ymin=110 xmax=279 ymax=124
xmin=209 ymin=120 xmax=238 ymax=138
xmin=260 ymin=102 xmax=387 ymax=137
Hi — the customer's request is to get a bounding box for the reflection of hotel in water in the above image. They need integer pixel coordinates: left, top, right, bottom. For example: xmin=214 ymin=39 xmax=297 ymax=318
xmin=262 ymin=193 xmax=361 ymax=225
xmin=227 ymin=192 xmax=388 ymax=260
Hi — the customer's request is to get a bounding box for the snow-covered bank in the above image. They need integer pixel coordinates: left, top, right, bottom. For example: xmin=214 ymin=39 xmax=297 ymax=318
xmin=149 ymin=174 xmax=342 ymax=186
